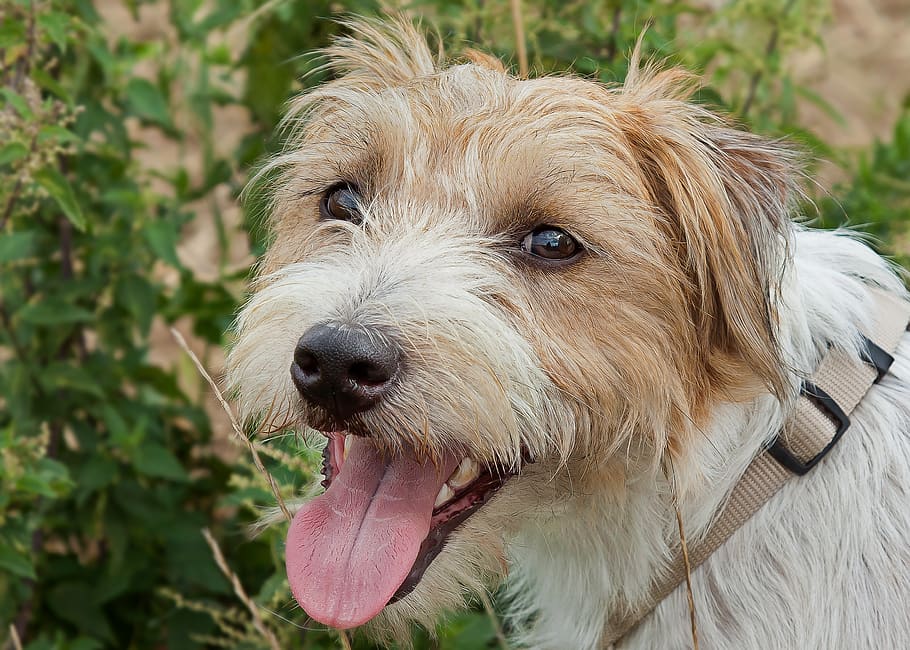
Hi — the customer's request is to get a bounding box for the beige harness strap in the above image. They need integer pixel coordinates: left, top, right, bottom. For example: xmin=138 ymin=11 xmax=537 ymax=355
xmin=603 ymin=289 xmax=910 ymax=647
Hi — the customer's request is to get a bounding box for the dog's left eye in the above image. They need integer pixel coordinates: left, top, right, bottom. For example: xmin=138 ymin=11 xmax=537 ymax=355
xmin=521 ymin=227 xmax=580 ymax=260
xmin=320 ymin=184 xmax=362 ymax=224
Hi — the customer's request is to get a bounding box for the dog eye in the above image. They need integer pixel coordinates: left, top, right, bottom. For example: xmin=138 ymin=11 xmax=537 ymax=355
xmin=320 ymin=184 xmax=362 ymax=224
xmin=520 ymin=227 xmax=580 ymax=260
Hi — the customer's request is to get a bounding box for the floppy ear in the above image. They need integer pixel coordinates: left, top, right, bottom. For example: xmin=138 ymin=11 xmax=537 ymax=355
xmin=618 ymin=66 xmax=798 ymax=397
xmin=320 ymin=16 xmax=440 ymax=88
xmin=462 ymin=48 xmax=507 ymax=73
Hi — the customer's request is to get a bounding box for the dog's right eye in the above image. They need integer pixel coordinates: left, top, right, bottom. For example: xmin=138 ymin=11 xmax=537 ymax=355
xmin=320 ymin=184 xmax=362 ymax=224
xmin=520 ymin=226 xmax=581 ymax=261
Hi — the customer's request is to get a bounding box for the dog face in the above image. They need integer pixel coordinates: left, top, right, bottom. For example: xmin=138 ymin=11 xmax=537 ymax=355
xmin=227 ymin=17 xmax=796 ymax=640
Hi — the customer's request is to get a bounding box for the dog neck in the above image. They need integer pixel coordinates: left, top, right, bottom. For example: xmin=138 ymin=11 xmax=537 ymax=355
xmin=505 ymin=226 xmax=906 ymax=649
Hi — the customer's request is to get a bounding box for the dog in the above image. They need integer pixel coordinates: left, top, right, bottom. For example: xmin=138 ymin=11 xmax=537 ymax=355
xmin=226 ymin=17 xmax=910 ymax=649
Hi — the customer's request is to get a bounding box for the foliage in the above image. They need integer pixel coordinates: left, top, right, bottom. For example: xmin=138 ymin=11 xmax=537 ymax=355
xmin=0 ymin=1 xmax=296 ymax=648
xmin=815 ymin=109 xmax=910 ymax=267
xmin=0 ymin=1 xmax=907 ymax=649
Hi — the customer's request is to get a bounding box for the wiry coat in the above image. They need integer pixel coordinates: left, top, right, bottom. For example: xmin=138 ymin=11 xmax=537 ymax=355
xmin=226 ymin=18 xmax=910 ymax=649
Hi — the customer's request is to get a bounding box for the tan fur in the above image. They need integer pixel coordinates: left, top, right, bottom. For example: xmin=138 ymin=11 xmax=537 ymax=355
xmin=229 ymin=16 xmax=804 ymax=645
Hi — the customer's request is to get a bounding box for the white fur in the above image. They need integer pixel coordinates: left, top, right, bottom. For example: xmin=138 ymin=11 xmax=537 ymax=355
xmin=505 ymin=227 xmax=910 ymax=649
xmin=233 ymin=219 xmax=910 ymax=649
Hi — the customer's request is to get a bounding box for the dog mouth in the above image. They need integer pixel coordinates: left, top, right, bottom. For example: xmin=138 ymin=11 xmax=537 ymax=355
xmin=285 ymin=431 xmax=515 ymax=630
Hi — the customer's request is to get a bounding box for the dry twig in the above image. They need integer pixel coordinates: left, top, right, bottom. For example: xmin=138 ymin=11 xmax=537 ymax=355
xmin=170 ymin=328 xmax=292 ymax=522
xmin=509 ymin=0 xmax=528 ymax=78
xmin=7 ymin=624 xmax=23 ymax=650
xmin=202 ymin=528 xmax=282 ymax=650
xmin=674 ymin=504 xmax=700 ymax=650
xmin=480 ymin=590 xmax=510 ymax=649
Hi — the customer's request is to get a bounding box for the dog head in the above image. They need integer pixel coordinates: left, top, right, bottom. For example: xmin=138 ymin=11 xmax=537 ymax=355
xmin=226 ymin=16 xmax=797 ymax=640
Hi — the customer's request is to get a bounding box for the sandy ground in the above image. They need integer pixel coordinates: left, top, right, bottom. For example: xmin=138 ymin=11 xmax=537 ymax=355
xmin=96 ymin=0 xmax=910 ymax=442
xmin=795 ymin=0 xmax=910 ymax=148
xmin=791 ymin=0 xmax=910 ymax=185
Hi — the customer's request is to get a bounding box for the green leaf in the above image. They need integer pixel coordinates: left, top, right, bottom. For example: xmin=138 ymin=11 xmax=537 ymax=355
xmin=16 ymin=473 xmax=59 ymax=497
xmin=0 ymin=543 xmax=36 ymax=579
xmin=165 ymin=523 xmax=230 ymax=591
xmin=0 ymin=17 xmax=26 ymax=49
xmin=254 ymin=571 xmax=288 ymax=605
xmin=102 ymin=404 xmax=133 ymax=447
xmin=32 ymin=68 xmax=72 ymax=103
xmin=0 ymin=142 xmax=28 ymax=165
xmin=116 ymin=273 xmax=157 ymax=335
xmin=219 ymin=485 xmax=275 ymax=507
xmin=125 ymin=78 xmax=172 ymax=128
xmin=796 ymin=85 xmax=847 ymax=126
xmin=0 ymin=231 xmax=37 ymax=262
xmin=37 ymin=125 xmax=81 ymax=145
xmin=206 ymin=43 xmax=232 ymax=65
xmin=24 ymin=457 xmax=73 ymax=497
xmin=0 ymin=88 xmax=32 ymax=119
xmin=90 ymin=566 xmax=133 ymax=604
xmin=440 ymin=611 xmax=497 ymax=650
xmin=86 ymin=39 xmax=116 ymax=80
xmin=41 ymin=362 xmax=107 ymax=398
xmin=46 ymin=582 xmax=115 ymax=642
xmin=21 ymin=638 xmax=55 ymax=650
xmin=143 ymin=220 xmax=182 ymax=267
xmin=38 ymin=12 xmax=70 ymax=52
xmin=133 ymin=442 xmax=188 ymax=481
xmin=166 ymin=609 xmax=217 ymax=650
xmin=33 ymin=167 xmax=86 ymax=231
xmin=74 ymin=455 xmax=119 ymax=498
xmin=69 ymin=639 xmax=105 ymax=650
xmin=18 ymin=298 xmax=94 ymax=325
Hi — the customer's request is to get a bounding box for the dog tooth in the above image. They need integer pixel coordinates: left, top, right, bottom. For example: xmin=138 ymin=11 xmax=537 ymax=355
xmin=343 ymin=435 xmax=352 ymax=461
xmin=448 ymin=458 xmax=480 ymax=489
xmin=434 ymin=483 xmax=454 ymax=508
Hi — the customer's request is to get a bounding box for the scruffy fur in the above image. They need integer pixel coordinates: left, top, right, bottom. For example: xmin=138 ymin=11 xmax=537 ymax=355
xmin=227 ymin=18 xmax=910 ymax=649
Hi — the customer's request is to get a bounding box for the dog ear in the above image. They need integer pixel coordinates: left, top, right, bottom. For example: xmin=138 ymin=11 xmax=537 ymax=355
xmin=618 ymin=65 xmax=797 ymax=397
xmin=320 ymin=16 xmax=440 ymax=87
xmin=462 ymin=48 xmax=507 ymax=73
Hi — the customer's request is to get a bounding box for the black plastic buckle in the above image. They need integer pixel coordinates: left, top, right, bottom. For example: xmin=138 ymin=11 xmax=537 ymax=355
xmin=860 ymin=335 xmax=894 ymax=383
xmin=767 ymin=381 xmax=850 ymax=476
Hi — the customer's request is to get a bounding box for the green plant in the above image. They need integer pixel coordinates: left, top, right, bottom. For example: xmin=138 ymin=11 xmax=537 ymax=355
xmin=815 ymin=109 xmax=910 ymax=267
xmin=2 ymin=1 xmax=907 ymax=649
xmin=0 ymin=1 xmax=280 ymax=647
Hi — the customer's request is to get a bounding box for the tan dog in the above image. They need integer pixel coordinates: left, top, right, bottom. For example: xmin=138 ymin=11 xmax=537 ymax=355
xmin=227 ymin=17 xmax=910 ymax=649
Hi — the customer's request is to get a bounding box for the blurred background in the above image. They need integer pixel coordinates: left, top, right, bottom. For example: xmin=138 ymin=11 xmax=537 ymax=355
xmin=1 ymin=0 xmax=908 ymax=648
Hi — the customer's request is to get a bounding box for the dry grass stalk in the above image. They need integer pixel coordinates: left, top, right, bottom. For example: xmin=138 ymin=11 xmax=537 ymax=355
xmin=8 ymin=624 xmax=23 ymax=650
xmin=674 ymin=503 xmax=700 ymax=650
xmin=480 ymin=590 xmax=510 ymax=649
xmin=170 ymin=327 xmax=292 ymax=522
xmin=202 ymin=527 xmax=282 ymax=650
xmin=509 ymin=0 xmax=528 ymax=77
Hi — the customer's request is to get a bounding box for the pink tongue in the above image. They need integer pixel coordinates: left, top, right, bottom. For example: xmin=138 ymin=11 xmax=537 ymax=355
xmin=286 ymin=438 xmax=458 ymax=629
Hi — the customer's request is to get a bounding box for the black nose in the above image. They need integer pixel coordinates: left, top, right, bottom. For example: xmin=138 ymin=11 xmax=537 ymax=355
xmin=291 ymin=324 xmax=400 ymax=421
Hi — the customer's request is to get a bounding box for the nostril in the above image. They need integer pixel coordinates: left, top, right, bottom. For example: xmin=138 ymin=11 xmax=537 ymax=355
xmin=349 ymin=360 xmax=392 ymax=386
xmin=295 ymin=350 xmax=320 ymax=376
